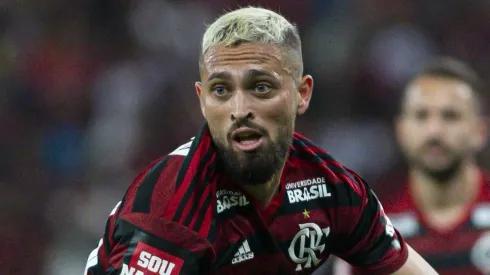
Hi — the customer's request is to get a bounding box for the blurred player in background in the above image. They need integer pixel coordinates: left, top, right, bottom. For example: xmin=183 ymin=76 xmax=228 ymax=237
xmin=331 ymin=57 xmax=490 ymax=275
xmin=84 ymin=6 xmax=438 ymax=275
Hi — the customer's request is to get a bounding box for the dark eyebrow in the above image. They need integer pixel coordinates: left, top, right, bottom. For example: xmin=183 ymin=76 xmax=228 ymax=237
xmin=244 ymin=69 xmax=278 ymax=82
xmin=207 ymin=72 xmax=232 ymax=82
xmin=206 ymin=69 xmax=279 ymax=83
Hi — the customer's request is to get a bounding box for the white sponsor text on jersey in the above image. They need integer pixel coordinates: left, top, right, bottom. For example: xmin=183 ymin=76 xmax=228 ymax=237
xmin=216 ymin=190 xmax=250 ymax=213
xmin=287 ymin=184 xmax=331 ymax=204
xmin=121 ymin=250 xmax=176 ymax=275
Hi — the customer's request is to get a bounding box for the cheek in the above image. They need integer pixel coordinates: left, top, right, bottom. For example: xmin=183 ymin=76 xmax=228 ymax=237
xmin=400 ymin=124 xmax=426 ymax=152
xmin=445 ymin=122 xmax=470 ymax=139
xmin=259 ymin=96 xmax=295 ymax=136
xmin=262 ymin=93 xmax=294 ymax=120
xmin=202 ymin=102 xmax=229 ymax=139
xmin=207 ymin=122 xmax=228 ymax=145
xmin=450 ymin=127 xmax=475 ymax=148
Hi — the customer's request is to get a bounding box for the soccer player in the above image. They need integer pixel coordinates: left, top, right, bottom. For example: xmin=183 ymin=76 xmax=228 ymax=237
xmin=331 ymin=58 xmax=490 ymax=275
xmin=84 ymin=7 xmax=437 ymax=275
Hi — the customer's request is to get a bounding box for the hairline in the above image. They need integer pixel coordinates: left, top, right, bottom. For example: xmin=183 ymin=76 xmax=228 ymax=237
xmin=401 ymin=74 xmax=483 ymax=116
xmin=199 ymin=42 xmax=303 ymax=84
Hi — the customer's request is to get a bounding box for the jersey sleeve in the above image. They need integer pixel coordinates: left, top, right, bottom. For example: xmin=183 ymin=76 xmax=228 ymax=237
xmin=84 ymin=211 xmax=209 ymax=275
xmin=331 ymin=171 xmax=408 ymax=275
xmin=84 ymin=156 xmax=212 ymax=275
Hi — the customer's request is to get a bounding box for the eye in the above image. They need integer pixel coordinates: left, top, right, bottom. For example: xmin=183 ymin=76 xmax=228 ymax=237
xmin=414 ymin=109 xmax=428 ymax=121
xmin=212 ymin=85 xmax=228 ymax=96
xmin=255 ymin=83 xmax=272 ymax=94
xmin=442 ymin=109 xmax=461 ymax=122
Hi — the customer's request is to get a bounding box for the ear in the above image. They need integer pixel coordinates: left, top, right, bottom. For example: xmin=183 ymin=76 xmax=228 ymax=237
xmin=195 ymin=81 xmax=206 ymax=118
xmin=296 ymin=75 xmax=314 ymax=115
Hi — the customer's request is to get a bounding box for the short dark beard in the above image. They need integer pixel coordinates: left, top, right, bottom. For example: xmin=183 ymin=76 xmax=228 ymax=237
xmin=213 ymin=122 xmax=292 ymax=186
xmin=409 ymin=138 xmax=465 ymax=183
xmin=417 ymin=158 xmax=463 ymax=182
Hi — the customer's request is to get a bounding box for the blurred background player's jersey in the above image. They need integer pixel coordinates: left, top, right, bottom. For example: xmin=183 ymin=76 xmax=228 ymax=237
xmin=384 ymin=172 xmax=490 ymax=275
xmin=333 ymin=172 xmax=490 ymax=275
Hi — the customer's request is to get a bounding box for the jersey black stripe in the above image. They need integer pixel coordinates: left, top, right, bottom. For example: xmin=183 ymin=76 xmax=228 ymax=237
xmin=192 ymin=192 xmax=213 ymax=233
xmin=341 ymin=189 xmax=393 ymax=265
xmin=183 ymin=160 xmax=215 ymax=227
xmin=103 ymin=217 xmax=113 ymax=258
xmin=172 ymin=148 xmax=214 ymax=223
xmin=206 ymin=211 xmax=218 ymax=243
xmin=103 ymin=264 xmax=118 ymax=275
xmin=174 ymin=125 xmax=207 ymax=190
xmin=290 ymin=146 xmax=324 ymax=163
xmin=87 ymin=262 xmax=107 ymax=275
xmin=131 ymin=157 xmax=169 ymax=213
xmin=191 ymin=170 xmax=216 ymax=233
xmin=213 ymin=200 xmax=258 ymax=221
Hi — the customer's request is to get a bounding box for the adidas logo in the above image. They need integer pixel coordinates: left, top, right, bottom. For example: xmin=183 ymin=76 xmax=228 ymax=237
xmin=231 ymin=240 xmax=254 ymax=264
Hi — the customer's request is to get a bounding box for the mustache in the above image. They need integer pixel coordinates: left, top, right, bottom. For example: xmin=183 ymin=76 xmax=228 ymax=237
xmin=227 ymin=119 xmax=267 ymax=138
xmin=421 ymin=138 xmax=449 ymax=151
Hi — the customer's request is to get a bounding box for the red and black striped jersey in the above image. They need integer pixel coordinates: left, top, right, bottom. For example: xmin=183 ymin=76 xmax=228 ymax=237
xmin=331 ymin=171 xmax=490 ymax=275
xmin=384 ymin=173 xmax=490 ymax=275
xmin=84 ymin=130 xmax=408 ymax=275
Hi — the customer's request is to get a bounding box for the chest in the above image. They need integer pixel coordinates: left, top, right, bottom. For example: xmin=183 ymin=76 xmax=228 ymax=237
xmin=209 ymin=186 xmax=334 ymax=274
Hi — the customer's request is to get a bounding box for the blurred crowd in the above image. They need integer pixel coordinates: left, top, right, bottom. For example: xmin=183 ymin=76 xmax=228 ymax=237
xmin=1 ymin=0 xmax=490 ymax=274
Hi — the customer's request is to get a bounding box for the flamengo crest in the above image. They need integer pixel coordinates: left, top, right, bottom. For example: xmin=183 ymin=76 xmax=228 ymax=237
xmin=288 ymin=223 xmax=330 ymax=271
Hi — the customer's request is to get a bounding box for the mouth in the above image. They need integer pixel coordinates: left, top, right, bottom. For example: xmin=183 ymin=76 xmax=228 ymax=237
xmin=424 ymin=144 xmax=447 ymax=155
xmin=231 ymin=127 xmax=264 ymax=152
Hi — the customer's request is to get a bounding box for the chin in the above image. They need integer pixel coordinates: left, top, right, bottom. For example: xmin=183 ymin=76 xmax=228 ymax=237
xmin=420 ymin=161 xmax=462 ymax=181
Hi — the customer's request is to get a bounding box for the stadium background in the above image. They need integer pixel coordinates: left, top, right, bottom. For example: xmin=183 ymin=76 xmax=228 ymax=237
xmin=1 ymin=0 xmax=489 ymax=274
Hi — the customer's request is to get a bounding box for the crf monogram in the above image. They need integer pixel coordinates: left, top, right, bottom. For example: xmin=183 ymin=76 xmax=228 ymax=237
xmin=288 ymin=223 xmax=330 ymax=271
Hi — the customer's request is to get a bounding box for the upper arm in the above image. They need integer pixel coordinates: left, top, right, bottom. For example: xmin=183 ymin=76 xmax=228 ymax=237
xmin=332 ymin=172 xmax=409 ymax=275
xmin=84 ymin=208 xmax=209 ymax=275
xmin=391 ymin=245 xmax=438 ymax=275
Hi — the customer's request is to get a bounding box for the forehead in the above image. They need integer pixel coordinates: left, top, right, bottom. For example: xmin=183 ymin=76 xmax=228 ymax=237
xmin=403 ymin=76 xmax=476 ymax=111
xmin=200 ymin=44 xmax=290 ymax=79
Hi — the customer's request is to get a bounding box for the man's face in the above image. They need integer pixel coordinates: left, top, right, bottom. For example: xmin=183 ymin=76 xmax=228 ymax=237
xmin=196 ymin=43 xmax=312 ymax=185
xmin=396 ymin=76 xmax=486 ymax=180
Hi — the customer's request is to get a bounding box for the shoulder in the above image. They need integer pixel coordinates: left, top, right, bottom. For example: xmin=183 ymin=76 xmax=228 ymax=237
xmin=118 ymin=139 xmax=195 ymax=219
xmin=291 ymin=133 xmax=368 ymax=198
xmin=116 ymin=136 xmax=217 ymax=240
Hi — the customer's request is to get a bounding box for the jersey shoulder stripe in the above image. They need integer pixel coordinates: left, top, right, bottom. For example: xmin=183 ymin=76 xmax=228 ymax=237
xmin=188 ymin=160 xmax=217 ymax=237
xmin=118 ymin=128 xmax=217 ymax=241
xmin=171 ymin=148 xmax=214 ymax=223
xmin=174 ymin=128 xmax=206 ymax=190
xmin=118 ymin=140 xmax=192 ymax=219
xmin=180 ymin=154 xmax=216 ymax=227
xmin=169 ymin=150 xmax=216 ymax=239
xmin=131 ymin=156 xmax=170 ymax=213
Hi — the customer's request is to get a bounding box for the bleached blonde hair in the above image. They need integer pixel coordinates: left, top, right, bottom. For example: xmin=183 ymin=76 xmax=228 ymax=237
xmin=201 ymin=7 xmax=303 ymax=79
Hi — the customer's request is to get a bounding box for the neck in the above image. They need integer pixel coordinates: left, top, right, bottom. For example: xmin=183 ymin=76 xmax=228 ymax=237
xmin=243 ymin=168 xmax=284 ymax=207
xmin=410 ymin=160 xmax=481 ymax=211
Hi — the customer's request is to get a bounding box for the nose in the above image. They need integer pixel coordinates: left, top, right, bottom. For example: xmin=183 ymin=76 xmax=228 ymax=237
xmin=425 ymin=116 xmax=443 ymax=136
xmin=230 ymin=90 xmax=254 ymax=121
